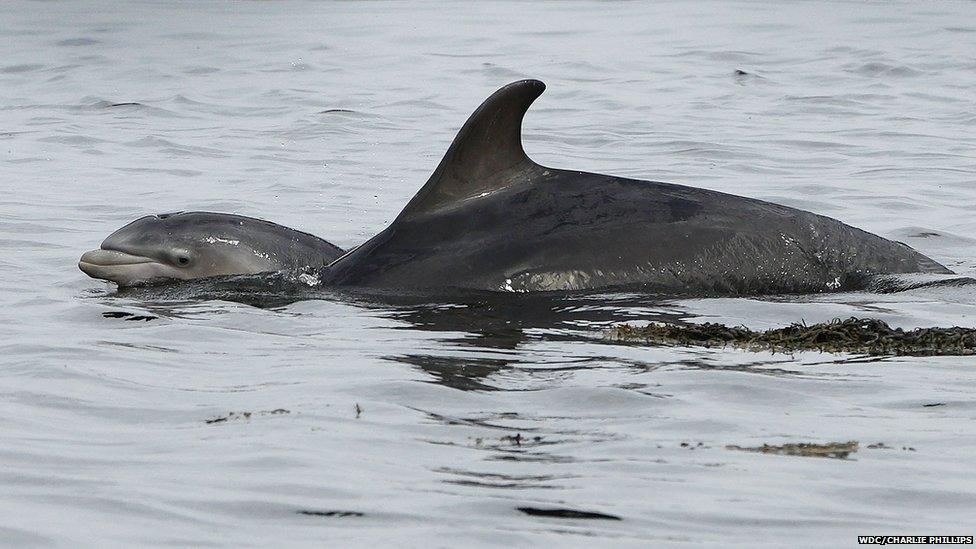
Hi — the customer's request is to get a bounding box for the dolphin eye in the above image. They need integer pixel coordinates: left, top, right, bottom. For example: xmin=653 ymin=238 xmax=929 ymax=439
xmin=178 ymin=256 xmax=189 ymax=265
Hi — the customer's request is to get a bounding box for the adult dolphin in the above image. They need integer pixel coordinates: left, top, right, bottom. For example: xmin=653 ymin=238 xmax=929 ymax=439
xmin=324 ymin=79 xmax=951 ymax=295
xmin=79 ymin=212 xmax=344 ymax=286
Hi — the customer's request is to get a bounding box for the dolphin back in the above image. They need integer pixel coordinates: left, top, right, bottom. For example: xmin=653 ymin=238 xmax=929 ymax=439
xmin=324 ymin=80 xmax=951 ymax=295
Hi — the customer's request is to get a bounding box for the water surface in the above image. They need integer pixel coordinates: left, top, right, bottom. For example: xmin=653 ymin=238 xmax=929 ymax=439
xmin=2 ymin=1 xmax=975 ymax=546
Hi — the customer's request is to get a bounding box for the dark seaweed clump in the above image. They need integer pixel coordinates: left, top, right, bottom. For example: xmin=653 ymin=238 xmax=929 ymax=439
xmin=608 ymin=317 xmax=976 ymax=356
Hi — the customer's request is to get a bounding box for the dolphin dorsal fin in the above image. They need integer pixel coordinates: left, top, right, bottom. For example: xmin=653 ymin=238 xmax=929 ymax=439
xmin=396 ymin=79 xmax=546 ymax=221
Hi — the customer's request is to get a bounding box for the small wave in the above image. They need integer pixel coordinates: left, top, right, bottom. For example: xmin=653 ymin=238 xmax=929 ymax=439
xmin=867 ymin=274 xmax=976 ymax=294
xmin=122 ymin=136 xmax=228 ymax=158
xmin=56 ymin=38 xmax=99 ymax=47
xmin=1 ymin=63 xmax=44 ymax=74
xmin=844 ymin=61 xmax=923 ymax=78
xmin=182 ymin=66 xmax=220 ymax=75
xmin=672 ymin=49 xmax=764 ymax=62
xmin=114 ymin=166 xmax=202 ymax=177
xmin=38 ymin=134 xmax=110 ymax=145
xmin=112 ymin=272 xmax=337 ymax=309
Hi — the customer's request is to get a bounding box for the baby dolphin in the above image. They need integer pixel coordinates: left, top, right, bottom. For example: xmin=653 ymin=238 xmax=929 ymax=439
xmin=79 ymin=211 xmax=344 ymax=286
xmin=323 ymin=79 xmax=952 ymax=295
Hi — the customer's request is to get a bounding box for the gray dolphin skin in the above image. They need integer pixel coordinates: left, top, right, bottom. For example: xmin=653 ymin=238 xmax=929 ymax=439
xmin=323 ymin=79 xmax=951 ymax=294
xmin=79 ymin=211 xmax=344 ymax=286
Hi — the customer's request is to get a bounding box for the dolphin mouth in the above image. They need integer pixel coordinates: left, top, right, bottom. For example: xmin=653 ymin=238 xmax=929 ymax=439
xmin=78 ymin=249 xmax=168 ymax=285
xmin=79 ymin=249 xmax=156 ymax=267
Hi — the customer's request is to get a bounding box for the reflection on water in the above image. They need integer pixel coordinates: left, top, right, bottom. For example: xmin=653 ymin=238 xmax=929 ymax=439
xmin=102 ymin=272 xmax=966 ymax=393
xmin=109 ymin=275 xmax=695 ymax=391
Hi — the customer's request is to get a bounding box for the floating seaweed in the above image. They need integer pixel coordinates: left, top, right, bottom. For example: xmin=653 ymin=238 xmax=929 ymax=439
xmin=726 ymin=441 xmax=858 ymax=459
xmin=204 ymin=409 xmax=290 ymax=424
xmin=608 ymin=317 xmax=976 ymax=356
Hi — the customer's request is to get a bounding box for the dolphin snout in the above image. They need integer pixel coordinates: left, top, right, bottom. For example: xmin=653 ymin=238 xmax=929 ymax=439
xmin=78 ymin=249 xmax=162 ymax=284
xmin=79 ymin=249 xmax=155 ymax=267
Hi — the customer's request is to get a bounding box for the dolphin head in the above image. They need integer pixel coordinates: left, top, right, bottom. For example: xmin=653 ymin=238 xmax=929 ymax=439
xmin=79 ymin=211 xmax=332 ymax=286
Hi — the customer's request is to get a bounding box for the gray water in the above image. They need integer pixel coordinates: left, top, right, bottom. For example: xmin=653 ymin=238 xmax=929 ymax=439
xmin=2 ymin=1 xmax=975 ymax=546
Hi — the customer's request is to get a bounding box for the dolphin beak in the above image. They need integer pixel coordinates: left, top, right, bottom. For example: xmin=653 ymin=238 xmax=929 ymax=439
xmin=79 ymin=249 xmax=155 ymax=267
xmin=78 ymin=249 xmax=157 ymax=282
